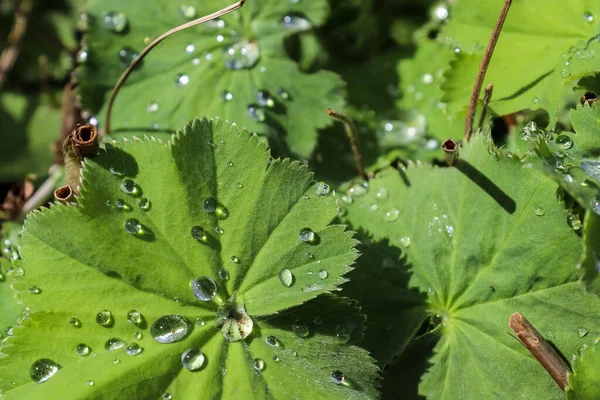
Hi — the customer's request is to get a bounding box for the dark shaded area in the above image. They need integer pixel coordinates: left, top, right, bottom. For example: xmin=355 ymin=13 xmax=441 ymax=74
xmin=94 ymin=146 xmax=140 ymax=178
xmin=455 ymin=159 xmax=516 ymax=214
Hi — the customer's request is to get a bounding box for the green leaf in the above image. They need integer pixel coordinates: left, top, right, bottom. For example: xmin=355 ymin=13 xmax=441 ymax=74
xmin=0 ymin=222 xmax=25 ymax=342
xmin=0 ymin=118 xmax=378 ymax=399
xmin=441 ymin=0 xmax=600 ymax=124
xmin=581 ymin=211 xmax=600 ymax=292
xmin=0 ymin=92 xmax=61 ymax=182
xmin=568 ymin=340 xmax=600 ymax=399
xmin=342 ymin=134 xmax=600 ymax=399
xmin=78 ymin=0 xmax=345 ymax=158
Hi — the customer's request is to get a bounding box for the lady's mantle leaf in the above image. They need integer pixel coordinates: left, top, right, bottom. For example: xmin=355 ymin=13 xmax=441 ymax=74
xmin=441 ymin=0 xmax=600 ymax=125
xmin=342 ymin=134 xmax=600 ymax=399
xmin=78 ymin=0 xmax=344 ymax=158
xmin=567 ymin=340 xmax=600 ymax=399
xmin=581 ymin=211 xmax=600 ymax=292
xmin=0 ymin=118 xmax=377 ymax=399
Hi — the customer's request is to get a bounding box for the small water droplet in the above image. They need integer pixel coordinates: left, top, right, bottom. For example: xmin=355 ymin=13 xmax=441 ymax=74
xmin=223 ymin=40 xmax=260 ymax=70
xmin=120 ymin=178 xmax=139 ymax=195
xmin=215 ymin=226 xmax=224 ymax=235
xmin=105 ymin=338 xmax=126 ymax=351
xmin=179 ymin=5 xmax=197 ymax=19
xmin=331 ymin=370 xmax=345 ymax=385
xmin=69 ymin=317 xmax=82 ymax=328
xmin=218 ymin=268 xmax=230 ymax=281
xmin=203 ymin=197 xmax=217 ymax=213
xmin=422 ymin=73 xmax=433 ymax=85
xmin=175 ymin=74 xmax=190 ymax=86
xmin=113 ymin=358 xmax=120 ymax=364
xmin=222 ymin=91 xmax=233 ymax=102
xmin=348 ymin=181 xmax=368 ymax=197
xmin=247 ymin=104 xmax=266 ymax=122
xmin=273 ymin=355 xmax=280 ymax=362
xmin=277 ymin=88 xmax=290 ymax=100
xmin=30 ymin=359 xmax=61 ymax=383
xmin=292 ymin=322 xmax=309 ymax=338
xmin=283 ymin=15 xmax=311 ymax=30
xmin=28 ymin=286 xmax=41 ymax=294
xmin=584 ymin=12 xmax=594 ymax=22
xmin=568 ymin=213 xmax=583 ymax=231
xmin=96 ymin=310 xmax=114 ymax=327
xmin=555 ymin=134 xmax=573 ymax=150
xmin=299 ymin=228 xmax=316 ymax=243
xmin=253 ymin=358 xmax=265 ymax=371
xmin=399 ymin=236 xmax=411 ymax=247
xmin=181 ymin=348 xmax=206 ymax=371
xmin=265 ymin=335 xmax=280 ymax=346
xmin=279 ymin=269 xmax=294 ymax=287
xmin=216 ymin=205 xmax=229 ymax=219
xmin=185 ymin=43 xmax=196 ymax=54
xmin=132 ymin=332 xmax=143 ymax=340
xmin=577 ymin=327 xmax=589 ymax=337
xmin=375 ymin=188 xmax=389 ymax=201
xmin=256 ymin=90 xmax=275 ymax=108
xmin=136 ymin=197 xmax=151 ymax=211
xmin=314 ymin=182 xmax=330 ymax=196
xmin=127 ymin=310 xmax=145 ymax=327
xmin=195 ymin=317 xmax=205 ymax=327
xmin=384 ymin=209 xmax=399 ymax=222
xmin=191 ymin=226 xmax=207 ymax=243
xmin=318 ymin=270 xmax=328 ymax=279
xmin=118 ymin=47 xmax=139 ymax=66
xmin=206 ymin=18 xmax=226 ymax=29
xmin=520 ymin=121 xmax=539 ymax=141
xmin=151 ymin=315 xmax=191 ymax=343
xmin=534 ymin=207 xmax=545 ymax=217
xmin=147 ymin=102 xmax=159 ymax=113
xmin=102 ymin=11 xmax=128 ymax=33
xmin=124 ymin=218 xmax=143 ymax=235
xmin=76 ymin=344 xmax=91 ymax=356
xmin=126 ymin=343 xmax=143 ymax=356
xmin=230 ymin=256 xmax=240 ymax=263
xmin=191 ymin=276 xmax=218 ymax=301
xmin=533 ymin=97 xmax=539 ymax=104
xmin=86 ymin=380 xmax=95 ymax=386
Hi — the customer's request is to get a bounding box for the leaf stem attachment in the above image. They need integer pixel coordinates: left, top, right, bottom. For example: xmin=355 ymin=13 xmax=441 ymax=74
xmin=442 ymin=139 xmax=459 ymax=166
xmin=508 ymin=312 xmax=570 ymax=391
xmin=464 ymin=0 xmax=512 ymax=141
xmin=105 ymin=0 xmax=247 ymax=134
xmin=327 ymin=108 xmax=367 ymax=180
xmin=62 ymin=123 xmax=99 ymax=194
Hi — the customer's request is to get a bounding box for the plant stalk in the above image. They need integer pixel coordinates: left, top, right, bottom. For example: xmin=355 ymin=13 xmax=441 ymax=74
xmin=327 ymin=108 xmax=367 ymax=181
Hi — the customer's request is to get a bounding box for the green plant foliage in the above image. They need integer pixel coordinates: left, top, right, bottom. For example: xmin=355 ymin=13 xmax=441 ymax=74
xmin=77 ymin=0 xmax=345 ymax=158
xmin=0 ymin=222 xmax=25 ymax=341
xmin=581 ymin=211 xmax=600 ymax=292
xmin=0 ymin=92 xmax=61 ymax=181
xmin=568 ymin=340 xmax=600 ymax=399
xmin=441 ymin=0 xmax=600 ymax=125
xmin=341 ymin=134 xmax=600 ymax=399
xmin=0 ymin=118 xmax=378 ymax=399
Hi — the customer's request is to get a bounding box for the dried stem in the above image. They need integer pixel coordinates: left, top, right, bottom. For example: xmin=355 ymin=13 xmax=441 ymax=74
xmin=327 ymin=108 xmax=367 ymax=181
xmin=17 ymin=164 xmax=62 ymax=220
xmin=508 ymin=312 xmax=570 ymax=391
xmin=442 ymin=139 xmax=459 ymax=166
xmin=0 ymin=0 xmax=33 ymax=90
xmin=477 ymin=84 xmax=494 ymax=131
xmin=105 ymin=0 xmax=246 ymax=133
xmin=464 ymin=0 xmax=512 ymax=141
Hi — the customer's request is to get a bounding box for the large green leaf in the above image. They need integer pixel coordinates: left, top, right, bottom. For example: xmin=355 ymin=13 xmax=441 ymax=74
xmin=342 ymin=134 xmax=600 ymax=399
xmin=77 ymin=0 xmax=345 ymax=158
xmin=441 ymin=0 xmax=600 ymax=125
xmin=581 ymin=211 xmax=600 ymax=292
xmin=0 ymin=222 xmax=26 ymax=342
xmin=0 ymin=118 xmax=378 ymax=399
xmin=567 ymin=340 xmax=600 ymax=399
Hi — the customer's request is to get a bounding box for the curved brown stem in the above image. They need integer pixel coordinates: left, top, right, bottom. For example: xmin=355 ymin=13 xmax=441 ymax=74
xmin=105 ymin=0 xmax=246 ymax=133
xmin=0 ymin=0 xmax=33 ymax=90
xmin=328 ymin=108 xmax=367 ymax=181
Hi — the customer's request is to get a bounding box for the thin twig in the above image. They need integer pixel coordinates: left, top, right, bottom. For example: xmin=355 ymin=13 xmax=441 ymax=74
xmin=0 ymin=0 xmax=33 ymax=90
xmin=105 ymin=0 xmax=246 ymax=133
xmin=328 ymin=108 xmax=367 ymax=181
xmin=18 ymin=164 xmax=62 ymax=220
xmin=508 ymin=312 xmax=570 ymax=391
xmin=477 ymin=84 xmax=494 ymax=131
xmin=464 ymin=0 xmax=512 ymax=141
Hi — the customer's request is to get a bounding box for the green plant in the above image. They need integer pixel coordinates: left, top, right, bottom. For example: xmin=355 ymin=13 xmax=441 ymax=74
xmin=1 ymin=0 xmax=599 ymax=399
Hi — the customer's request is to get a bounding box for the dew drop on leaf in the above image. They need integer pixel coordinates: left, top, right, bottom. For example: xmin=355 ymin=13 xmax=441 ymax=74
xmin=577 ymin=327 xmax=589 ymax=337
xmin=175 ymin=74 xmax=190 ymax=86
xmin=191 ymin=276 xmax=218 ymax=301
xmin=299 ymin=228 xmax=316 ymax=243
xmin=283 ymin=15 xmax=311 ymax=30
xmin=384 ymin=209 xmax=399 ymax=222
xmin=178 ymin=5 xmax=197 ymax=19
xmin=555 ymin=134 xmax=573 ymax=150
xmin=318 ymin=270 xmax=328 ymax=280
xmin=195 ymin=317 xmax=205 ymax=327
xmin=230 ymin=255 xmax=240 ymax=263
xmin=279 ymin=269 xmax=294 ymax=287
xmin=253 ymin=358 xmax=265 ymax=371
xmin=399 ymin=236 xmax=411 ymax=247
xmin=273 ymin=355 xmax=280 ymax=362
xmin=534 ymin=207 xmax=545 ymax=217
xmin=292 ymin=322 xmax=310 ymax=338
xmin=87 ymin=380 xmax=95 ymax=386
xmin=215 ymin=226 xmax=224 ymax=235
xmin=127 ymin=310 xmax=145 ymax=327
xmin=247 ymin=104 xmax=266 ymax=122
xmin=116 ymin=199 xmax=131 ymax=211
xmin=331 ymin=370 xmax=345 ymax=385
xmin=150 ymin=315 xmax=190 ymax=343
xmin=30 ymin=359 xmax=61 ymax=383
xmin=113 ymin=358 xmax=120 ymax=364
xmin=348 ymin=181 xmax=368 ymax=197
xmin=376 ymin=188 xmax=389 ymax=201
xmin=124 ymin=218 xmax=143 ymax=235
xmin=216 ymin=205 xmax=229 ymax=219
xmin=203 ymin=197 xmax=218 ymax=213
xmin=118 ymin=47 xmax=139 ymax=66
xmin=256 ymin=90 xmax=275 ymax=108
xmin=314 ymin=182 xmax=330 ymax=196
xmin=132 ymin=332 xmax=143 ymax=340
xmin=222 ymin=91 xmax=233 ymax=102
xmin=76 ymin=344 xmax=91 ymax=356
xmin=568 ymin=213 xmax=583 ymax=231
xmin=137 ymin=197 xmax=151 ymax=211
xmin=218 ymin=268 xmax=230 ymax=281
xmin=162 ymin=393 xmax=172 ymax=400
xmin=96 ymin=310 xmax=114 ymax=327
xmin=105 ymin=338 xmax=126 ymax=351
xmin=181 ymin=348 xmax=206 ymax=371
xmin=223 ymin=40 xmax=260 ymax=70
xmin=69 ymin=317 xmax=82 ymax=328
xmin=190 ymin=226 xmax=207 ymax=243
xmin=277 ymin=88 xmax=290 ymax=100
xmin=126 ymin=343 xmax=143 ymax=356
xmin=265 ymin=335 xmax=280 ymax=347
xmin=147 ymin=102 xmax=159 ymax=113
xmin=584 ymin=12 xmax=594 ymax=22
xmin=120 ymin=178 xmax=138 ymax=195
xmin=28 ymin=286 xmax=41 ymax=294
xmin=102 ymin=11 xmax=128 ymax=33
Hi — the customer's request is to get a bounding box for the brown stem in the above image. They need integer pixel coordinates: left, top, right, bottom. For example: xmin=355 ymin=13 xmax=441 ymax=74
xmin=442 ymin=139 xmax=459 ymax=166
xmin=477 ymin=84 xmax=494 ymax=131
xmin=0 ymin=0 xmax=33 ymax=90
xmin=508 ymin=312 xmax=570 ymax=391
xmin=327 ymin=108 xmax=367 ymax=181
xmin=464 ymin=0 xmax=512 ymax=141
xmin=105 ymin=0 xmax=246 ymax=133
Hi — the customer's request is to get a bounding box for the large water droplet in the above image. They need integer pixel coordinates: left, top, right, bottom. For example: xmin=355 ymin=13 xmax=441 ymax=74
xmin=105 ymin=338 xmax=126 ymax=351
xmin=253 ymin=358 xmax=265 ymax=371
xmin=96 ymin=310 xmax=114 ymax=327
xmin=126 ymin=343 xmax=143 ymax=356
xmin=292 ymin=322 xmax=309 ymax=338
xmin=76 ymin=344 xmax=91 ymax=356
xmin=299 ymin=228 xmax=317 ymax=243
xmin=181 ymin=348 xmax=206 ymax=370
xmin=151 ymin=315 xmax=191 ymax=343
xmin=30 ymin=359 xmax=61 ymax=383
xmin=331 ymin=370 xmax=345 ymax=385
xmin=279 ymin=269 xmax=294 ymax=287
xmin=203 ymin=197 xmax=218 ymax=213
xmin=283 ymin=15 xmax=311 ymax=30
xmin=555 ymin=134 xmax=573 ymax=150
xmin=191 ymin=276 xmax=218 ymax=301
xmin=223 ymin=40 xmax=260 ymax=70
xmin=124 ymin=218 xmax=143 ymax=235
xmin=102 ymin=11 xmax=128 ymax=33
xmin=314 ymin=182 xmax=330 ymax=196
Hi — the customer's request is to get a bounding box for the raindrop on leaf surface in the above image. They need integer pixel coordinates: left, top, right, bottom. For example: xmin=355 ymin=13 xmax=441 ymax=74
xmin=314 ymin=182 xmax=330 ymax=196
xmin=191 ymin=226 xmax=207 ymax=242
xmin=254 ymin=358 xmax=265 ymax=371
xmin=69 ymin=317 xmax=82 ymax=328
xmin=96 ymin=310 xmax=114 ymax=327
xmin=292 ymin=322 xmax=309 ymax=338
xmin=577 ymin=327 xmax=589 ymax=337
xmin=105 ymin=338 xmax=126 ymax=351
xmin=279 ymin=269 xmax=294 ymax=287
xmin=126 ymin=343 xmax=143 ymax=356
xmin=76 ymin=344 xmax=91 ymax=356
xmin=181 ymin=348 xmax=206 ymax=371
xmin=318 ymin=270 xmax=328 ymax=279
xmin=299 ymin=228 xmax=316 ymax=243
xmin=555 ymin=134 xmax=573 ymax=150
xmin=127 ymin=310 xmax=145 ymax=327
xmin=150 ymin=315 xmax=190 ymax=344
xmin=266 ymin=335 xmax=280 ymax=347
xmin=191 ymin=276 xmax=218 ymax=301
xmin=331 ymin=370 xmax=345 ymax=385
xmin=30 ymin=359 xmax=61 ymax=383
xmin=124 ymin=219 xmax=142 ymax=235
xmin=203 ymin=197 xmax=218 ymax=213
xmin=102 ymin=11 xmax=128 ymax=33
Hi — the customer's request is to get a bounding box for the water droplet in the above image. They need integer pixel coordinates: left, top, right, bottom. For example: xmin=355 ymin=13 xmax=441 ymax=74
xmin=283 ymin=15 xmax=311 ymax=30
xmin=568 ymin=213 xmax=583 ymax=231
xmin=118 ymin=47 xmax=139 ymax=66
xmin=555 ymin=134 xmax=573 ymax=150
xmin=191 ymin=226 xmax=207 ymax=243
xmin=292 ymin=322 xmax=309 ymax=338
xmin=520 ymin=121 xmax=539 ymax=141
xmin=126 ymin=343 xmax=143 ymax=356
xmin=30 ymin=359 xmax=61 ymax=383
xmin=206 ymin=18 xmax=226 ymax=29
xmin=222 ymin=91 xmax=233 ymax=102
xmin=69 ymin=317 xmax=82 ymax=328
xmin=534 ymin=207 xmax=545 ymax=217
xmin=318 ymin=270 xmax=328 ymax=279
xmin=279 ymin=269 xmax=294 ymax=287
xmin=102 ymin=11 xmax=128 ymax=33
xmin=113 ymin=358 xmax=120 ymax=364
xmin=273 ymin=355 xmax=280 ymax=362
xmin=453 ymin=47 xmax=461 ymax=54
xmin=132 ymin=332 xmax=143 ymax=340
xmin=218 ymin=268 xmax=230 ymax=281
xmin=399 ymin=236 xmax=411 ymax=248
xmin=162 ymin=393 xmax=172 ymax=400
xmin=265 ymin=335 xmax=280 ymax=346
xmin=124 ymin=218 xmax=143 ymax=235
xmin=584 ymin=12 xmax=594 ymax=22
xmin=203 ymin=197 xmax=217 ymax=212
xmin=299 ymin=228 xmax=316 ymax=243
xmin=191 ymin=276 xmax=218 ymax=301
xmin=216 ymin=205 xmax=229 ymax=219
xmin=96 ymin=310 xmax=114 ymax=327
xmin=247 ymin=104 xmax=266 ymax=122
xmin=422 ymin=73 xmax=434 ymax=85
xmin=348 ymin=181 xmax=368 ymax=197
xmin=277 ymin=88 xmax=290 ymax=100
xmin=223 ymin=40 xmax=260 ymax=70
xmin=105 ymin=338 xmax=126 ymax=351
xmin=76 ymin=344 xmax=91 ymax=356
xmin=256 ymin=90 xmax=275 ymax=108
xmin=314 ymin=182 xmax=330 ymax=196
xmin=185 ymin=43 xmax=196 ymax=54
xmin=120 ymin=178 xmax=139 ymax=195
xmin=28 ymin=286 xmax=41 ymax=294
xmin=215 ymin=226 xmax=224 ymax=235
xmin=195 ymin=317 xmax=205 ymax=327
xmin=175 ymin=74 xmax=190 ymax=86
xmin=150 ymin=315 xmax=190 ymax=343
xmin=577 ymin=327 xmax=589 ymax=337
xmin=147 ymin=102 xmax=159 ymax=113
xmin=375 ymin=188 xmax=389 ymax=201
xmin=136 ymin=197 xmax=151 ymax=211
xmin=253 ymin=358 xmax=265 ymax=371
xmin=230 ymin=256 xmax=240 ymax=263
xmin=331 ymin=370 xmax=345 ymax=385
xmin=433 ymin=4 xmax=449 ymax=20
xmin=127 ymin=310 xmax=145 ymax=327
xmin=384 ymin=209 xmax=399 ymax=222
xmin=86 ymin=380 xmax=95 ymax=386
xmin=181 ymin=348 xmax=206 ymax=370
xmin=179 ymin=5 xmax=197 ymax=19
